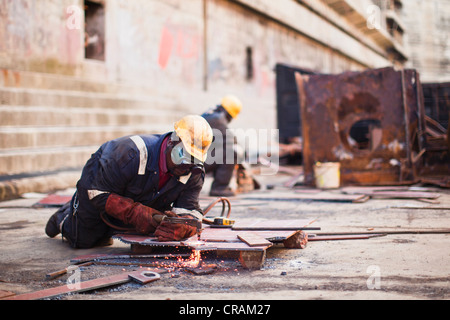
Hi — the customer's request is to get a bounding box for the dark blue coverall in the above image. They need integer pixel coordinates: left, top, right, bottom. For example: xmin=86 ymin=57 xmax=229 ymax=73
xmin=57 ymin=133 xmax=204 ymax=248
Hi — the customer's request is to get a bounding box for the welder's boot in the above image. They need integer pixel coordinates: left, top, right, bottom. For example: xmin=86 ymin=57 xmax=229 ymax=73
xmin=45 ymin=201 xmax=71 ymax=238
xmin=209 ymin=164 xmax=236 ymax=197
xmin=209 ymin=187 xmax=236 ymax=197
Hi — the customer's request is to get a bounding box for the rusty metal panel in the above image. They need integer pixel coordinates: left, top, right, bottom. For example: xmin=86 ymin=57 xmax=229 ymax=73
xmin=422 ymin=82 xmax=450 ymax=130
xmin=296 ymin=67 xmax=424 ymax=186
xmin=232 ymin=219 xmax=317 ymax=230
xmin=418 ymin=83 xmax=450 ymax=182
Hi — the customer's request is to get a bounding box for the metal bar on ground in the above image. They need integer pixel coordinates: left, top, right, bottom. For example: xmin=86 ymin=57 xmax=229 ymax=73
xmin=4 ymin=270 xmax=160 ymax=300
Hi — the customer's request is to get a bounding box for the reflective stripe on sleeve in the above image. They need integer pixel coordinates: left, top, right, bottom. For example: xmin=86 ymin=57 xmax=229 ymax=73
xmin=130 ymin=135 xmax=148 ymax=175
xmin=87 ymin=190 xmax=109 ymax=200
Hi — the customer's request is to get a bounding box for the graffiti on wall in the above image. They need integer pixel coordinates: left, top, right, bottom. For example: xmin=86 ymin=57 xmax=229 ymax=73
xmin=158 ymin=22 xmax=200 ymax=70
xmin=156 ymin=20 xmax=202 ymax=86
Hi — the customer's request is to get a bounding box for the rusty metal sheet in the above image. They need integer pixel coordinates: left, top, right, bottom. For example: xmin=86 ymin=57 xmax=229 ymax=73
xmin=308 ymin=234 xmax=386 ymax=241
xmin=296 ymin=67 xmax=424 ymax=186
xmin=237 ymin=233 xmax=273 ymax=247
xmin=0 ymin=290 xmax=15 ymax=299
xmin=32 ymin=194 xmax=72 ymax=208
xmin=114 ymin=231 xmax=276 ymax=252
xmin=4 ymin=270 xmax=157 ymax=300
xmin=422 ymin=82 xmax=450 ymax=130
xmin=114 ymin=223 xmax=318 ymax=270
xmin=113 ymin=234 xmax=186 ymax=248
xmin=293 ymin=192 xmax=369 ymax=203
xmin=231 ymin=219 xmax=317 ymax=230
xmin=113 ymin=221 xmax=314 ymax=252
xmin=341 ymin=189 xmax=441 ymax=200
xmin=115 ymin=233 xmax=271 ymax=252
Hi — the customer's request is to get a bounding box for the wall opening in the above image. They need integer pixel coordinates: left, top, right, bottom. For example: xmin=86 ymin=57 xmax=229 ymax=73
xmin=348 ymin=119 xmax=382 ymax=152
xmin=246 ymin=47 xmax=254 ymax=81
xmin=84 ymin=0 xmax=105 ymax=61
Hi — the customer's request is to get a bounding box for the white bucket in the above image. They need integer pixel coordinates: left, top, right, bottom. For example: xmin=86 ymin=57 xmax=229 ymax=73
xmin=314 ymin=162 xmax=341 ymax=189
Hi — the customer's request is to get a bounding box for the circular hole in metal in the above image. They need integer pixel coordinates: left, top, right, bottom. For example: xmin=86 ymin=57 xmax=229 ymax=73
xmin=348 ymin=119 xmax=382 ymax=152
xmin=141 ymin=271 xmax=157 ymax=278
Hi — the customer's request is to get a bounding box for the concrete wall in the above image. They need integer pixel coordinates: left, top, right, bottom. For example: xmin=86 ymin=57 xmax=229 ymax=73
xmin=0 ymin=0 xmax=405 ymax=182
xmin=0 ymin=0 xmax=85 ymax=74
xmin=401 ymin=0 xmax=450 ymax=82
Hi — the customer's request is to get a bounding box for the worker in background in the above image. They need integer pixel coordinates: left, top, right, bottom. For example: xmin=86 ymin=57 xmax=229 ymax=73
xmin=45 ymin=115 xmax=213 ymax=248
xmin=202 ymin=95 xmax=243 ymax=197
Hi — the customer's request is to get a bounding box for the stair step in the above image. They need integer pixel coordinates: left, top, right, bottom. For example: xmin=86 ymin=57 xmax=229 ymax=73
xmin=0 ymin=146 xmax=97 ymax=175
xmin=0 ymin=125 xmax=173 ymax=149
xmin=1 ymin=69 xmax=165 ymax=96
xmin=0 ymin=170 xmax=81 ymax=201
xmin=0 ymin=105 xmax=179 ymax=127
xmin=0 ymin=87 xmax=180 ymax=110
xmin=0 ymin=71 xmax=221 ymax=177
xmin=2 ymin=69 xmax=111 ymax=93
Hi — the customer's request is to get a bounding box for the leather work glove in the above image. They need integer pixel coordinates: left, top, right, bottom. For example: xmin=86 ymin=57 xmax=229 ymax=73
xmin=105 ymin=194 xmax=171 ymax=234
xmin=154 ymin=215 xmax=199 ymax=242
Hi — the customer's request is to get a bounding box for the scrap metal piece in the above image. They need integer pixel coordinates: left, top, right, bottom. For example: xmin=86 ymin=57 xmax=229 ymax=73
xmin=70 ymin=253 xmax=191 ymax=264
xmin=361 ymin=191 xmax=440 ymax=200
xmin=45 ymin=262 xmax=93 ymax=280
xmin=296 ymin=67 xmax=424 ymax=187
xmin=32 ymin=194 xmax=72 ymax=208
xmin=114 ymin=221 xmax=317 ymax=270
xmin=308 ymin=234 xmax=386 ymax=241
xmin=0 ymin=290 xmax=16 ymax=299
xmin=237 ymin=233 xmax=272 ymax=247
xmin=128 ymin=271 xmax=160 ymax=284
xmin=283 ymin=230 xmax=308 ymax=249
xmin=239 ymin=250 xmax=266 ymax=270
xmin=4 ymin=270 xmax=160 ymax=300
xmin=232 ymin=219 xmax=318 ymax=231
xmin=340 ymin=186 xmax=441 ymax=200
xmin=186 ymin=263 xmax=217 ymax=275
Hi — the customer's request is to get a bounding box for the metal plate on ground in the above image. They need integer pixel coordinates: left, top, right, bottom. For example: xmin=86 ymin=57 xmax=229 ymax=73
xmin=114 ymin=220 xmax=315 ymax=250
xmin=232 ymin=219 xmax=318 ymax=231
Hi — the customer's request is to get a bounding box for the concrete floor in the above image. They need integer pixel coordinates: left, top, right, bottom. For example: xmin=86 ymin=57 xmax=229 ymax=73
xmin=0 ymin=171 xmax=449 ymax=301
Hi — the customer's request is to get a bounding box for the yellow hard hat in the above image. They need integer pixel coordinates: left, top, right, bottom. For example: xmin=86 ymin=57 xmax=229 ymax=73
xmin=174 ymin=115 xmax=213 ymax=163
xmin=221 ymin=95 xmax=243 ymax=119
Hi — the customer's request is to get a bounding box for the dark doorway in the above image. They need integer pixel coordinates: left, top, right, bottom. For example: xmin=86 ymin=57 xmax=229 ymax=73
xmin=85 ymin=0 xmax=105 ymax=61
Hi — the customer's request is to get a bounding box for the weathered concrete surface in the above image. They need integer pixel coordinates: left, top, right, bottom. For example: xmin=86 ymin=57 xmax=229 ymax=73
xmin=0 ymin=172 xmax=449 ymax=301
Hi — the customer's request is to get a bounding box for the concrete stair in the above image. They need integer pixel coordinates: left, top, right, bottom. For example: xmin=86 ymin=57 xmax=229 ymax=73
xmin=0 ymin=70 xmax=186 ymax=198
